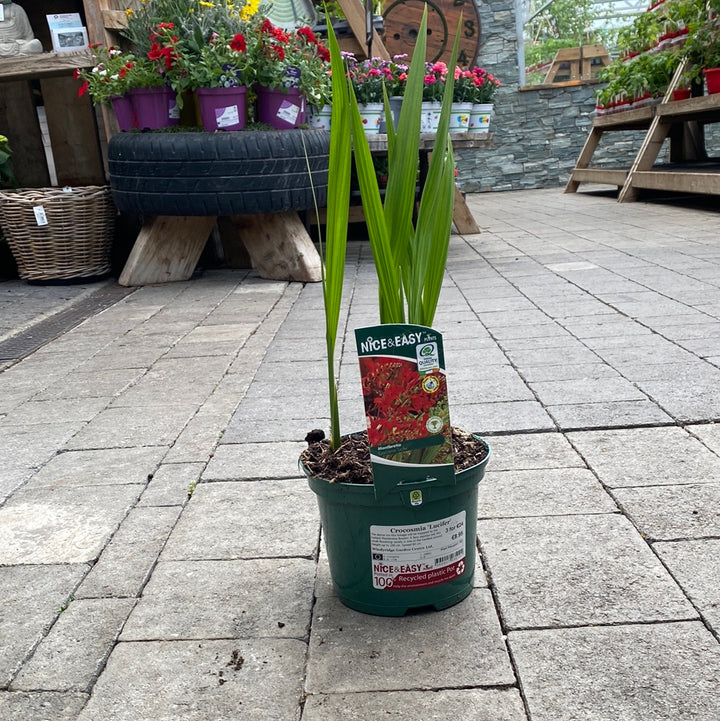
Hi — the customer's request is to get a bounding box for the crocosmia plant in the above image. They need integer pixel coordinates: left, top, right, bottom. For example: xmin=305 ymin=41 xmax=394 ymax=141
xmin=319 ymin=9 xmax=460 ymax=450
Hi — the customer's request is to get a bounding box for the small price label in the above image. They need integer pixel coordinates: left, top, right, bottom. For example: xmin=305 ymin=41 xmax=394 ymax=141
xmin=33 ymin=206 xmax=48 ymax=226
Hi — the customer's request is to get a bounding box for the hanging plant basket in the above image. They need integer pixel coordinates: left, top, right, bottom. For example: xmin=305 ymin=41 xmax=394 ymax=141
xmin=0 ymin=186 xmax=115 ymax=282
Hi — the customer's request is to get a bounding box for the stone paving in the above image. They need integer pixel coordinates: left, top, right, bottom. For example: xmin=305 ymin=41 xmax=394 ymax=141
xmin=1 ymin=187 xmax=720 ymax=720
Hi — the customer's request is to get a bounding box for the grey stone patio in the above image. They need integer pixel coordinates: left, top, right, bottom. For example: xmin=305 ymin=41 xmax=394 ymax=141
xmin=1 ymin=187 xmax=719 ymax=720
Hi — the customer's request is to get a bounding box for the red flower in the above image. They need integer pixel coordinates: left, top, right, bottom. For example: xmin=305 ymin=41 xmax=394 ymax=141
xmin=260 ymin=18 xmax=274 ymax=33
xmin=230 ymin=33 xmax=246 ymax=53
xmin=73 ymin=68 xmax=81 ymax=80
xmin=318 ymin=46 xmax=330 ymax=62
xmin=297 ymin=26 xmax=317 ymax=44
xmin=77 ymin=80 xmax=89 ymax=97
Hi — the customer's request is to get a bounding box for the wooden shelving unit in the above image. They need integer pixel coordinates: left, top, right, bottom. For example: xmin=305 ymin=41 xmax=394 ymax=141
xmin=566 ymin=68 xmax=720 ymax=202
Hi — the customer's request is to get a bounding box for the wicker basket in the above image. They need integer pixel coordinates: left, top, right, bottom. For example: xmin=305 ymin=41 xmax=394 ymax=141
xmin=0 ymin=186 xmax=115 ymax=282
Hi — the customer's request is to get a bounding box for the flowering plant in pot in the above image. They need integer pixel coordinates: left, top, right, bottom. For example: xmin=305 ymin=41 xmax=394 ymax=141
xmin=422 ymin=60 xmax=448 ymax=101
xmin=469 ymin=66 xmax=501 ymax=103
xmin=73 ymin=43 xmax=137 ymax=104
xmin=452 ymin=66 xmax=478 ymax=102
xmin=245 ymin=17 xmax=330 ymax=96
xmin=347 ymin=55 xmax=391 ymax=104
xmin=300 ymin=10 xmax=490 ymax=616
xmin=185 ymin=31 xmax=251 ymax=90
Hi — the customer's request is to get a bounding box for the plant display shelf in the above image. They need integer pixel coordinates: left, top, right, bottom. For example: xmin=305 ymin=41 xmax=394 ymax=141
xmin=566 ymin=89 xmax=720 ymax=202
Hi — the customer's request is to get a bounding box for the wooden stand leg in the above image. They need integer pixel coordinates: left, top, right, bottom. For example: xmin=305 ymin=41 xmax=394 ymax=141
xmin=452 ymin=185 xmax=480 ymax=234
xmin=231 ymin=211 xmax=322 ymax=282
xmin=118 ymin=216 xmax=216 ymax=286
xmin=565 ymin=127 xmax=603 ymax=193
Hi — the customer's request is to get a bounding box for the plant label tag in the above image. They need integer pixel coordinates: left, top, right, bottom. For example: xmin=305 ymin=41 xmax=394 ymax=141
xmin=370 ymin=511 xmax=466 ymax=590
xmin=355 ymin=324 xmax=454 ymax=493
xmin=277 ymin=100 xmax=300 ymax=125
xmin=216 ymin=105 xmax=240 ymax=128
xmin=33 ymin=206 xmax=48 ymax=226
xmin=0 ymin=7 xmax=4 ymax=23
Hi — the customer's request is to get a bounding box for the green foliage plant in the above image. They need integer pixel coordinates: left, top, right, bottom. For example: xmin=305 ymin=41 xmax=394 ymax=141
xmin=0 ymin=134 xmax=17 ymax=188
xmin=320 ymin=7 xmax=459 ymax=450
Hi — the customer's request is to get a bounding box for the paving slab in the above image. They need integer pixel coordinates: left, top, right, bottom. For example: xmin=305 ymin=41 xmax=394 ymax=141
xmin=221 ymin=415 xmax=330 ymax=443
xmin=653 ymin=538 xmax=720 ymax=634
xmin=121 ymin=558 xmax=315 ymax=641
xmin=0 ymin=485 xmax=142 ymax=565
xmin=451 ymin=400 xmax=556 ymax=434
xmin=633 ymin=378 xmax=720 ymax=422
xmin=484 ymin=432 xmax=586 ymax=471
xmin=76 ymin=639 xmax=307 ymax=721
xmin=512 ymin=361 xmax=619 ymax=383
xmin=137 ymin=461 xmax=204 ymax=507
xmin=303 ymin=688 xmax=527 ymax=720
xmin=2 ymin=397 xmax=113 ymax=425
xmin=449 ymin=373 xmax=536 ymax=404
xmin=203 ymin=441 xmax=307 ymax=481
xmin=0 ymin=564 xmax=90 ymax=688
xmin=546 ymin=399 xmax=675 ymax=430
xmin=528 ymin=377 xmax=647 ymax=406
xmin=160 ymin=479 xmax=319 ymax=559
xmin=76 ymin=505 xmax=182 ymax=599
xmin=509 ymin=621 xmax=720 ymax=721
xmin=24 ymin=446 xmax=167 ymax=490
xmin=0 ymin=691 xmax=88 ymax=721
xmin=65 ymin=406 xmax=195 ymax=450
xmin=478 ymin=468 xmax=619 ymax=518
xmin=567 ymin=426 xmax=720 ymax=487
xmin=612 ymin=483 xmax=720 ymax=541
xmin=689 ymin=422 xmax=720 ymax=455
xmin=478 ymin=514 xmax=696 ymax=629
xmin=306 ymin=591 xmax=514 ymax=694
xmin=11 ymin=598 xmax=136 ymax=692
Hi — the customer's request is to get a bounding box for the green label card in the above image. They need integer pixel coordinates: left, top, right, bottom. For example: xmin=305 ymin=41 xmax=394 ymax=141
xmin=355 ymin=324 xmax=455 ymax=490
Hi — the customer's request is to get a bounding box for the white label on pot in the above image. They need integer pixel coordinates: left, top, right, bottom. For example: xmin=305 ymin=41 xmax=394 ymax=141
xmin=33 ymin=206 xmax=48 ymax=226
xmin=0 ymin=6 xmax=4 ymax=22
xmin=277 ymin=100 xmax=300 ymax=125
xmin=216 ymin=105 xmax=239 ymax=128
xmin=370 ymin=510 xmax=466 ymax=590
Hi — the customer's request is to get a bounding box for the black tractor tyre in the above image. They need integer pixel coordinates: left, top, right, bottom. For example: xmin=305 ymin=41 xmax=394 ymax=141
xmin=107 ymin=130 xmax=330 ymax=216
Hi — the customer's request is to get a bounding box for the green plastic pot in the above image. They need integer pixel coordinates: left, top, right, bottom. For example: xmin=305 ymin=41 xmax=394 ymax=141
xmin=303 ymin=438 xmax=491 ymax=616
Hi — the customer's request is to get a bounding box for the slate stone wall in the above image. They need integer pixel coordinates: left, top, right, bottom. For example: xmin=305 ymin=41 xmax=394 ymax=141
xmin=454 ymin=0 xmax=720 ymax=193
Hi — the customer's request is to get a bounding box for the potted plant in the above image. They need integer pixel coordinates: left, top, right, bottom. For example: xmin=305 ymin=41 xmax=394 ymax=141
xmin=186 ymin=30 xmax=252 ymax=131
xmin=245 ymin=17 xmax=330 ymax=128
xmin=346 ymin=55 xmax=390 ymax=135
xmin=299 ymin=9 xmax=491 ymax=617
xmin=681 ymin=1 xmax=720 ymax=94
xmin=449 ymin=67 xmax=475 ymax=133
xmin=73 ymin=43 xmax=138 ymax=130
xmin=468 ymin=66 xmax=501 ymax=132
